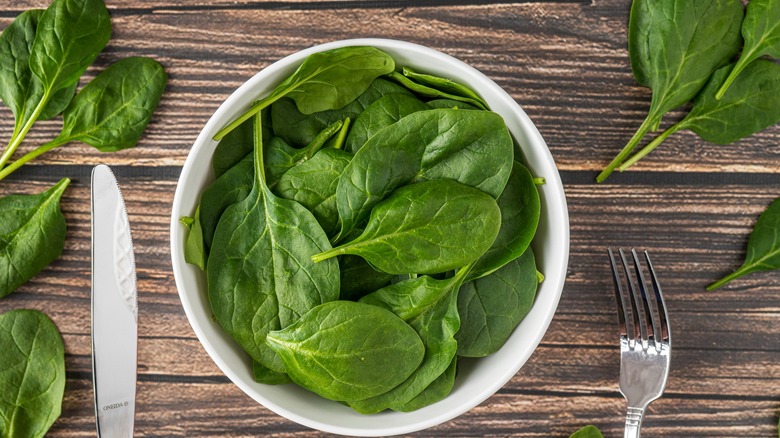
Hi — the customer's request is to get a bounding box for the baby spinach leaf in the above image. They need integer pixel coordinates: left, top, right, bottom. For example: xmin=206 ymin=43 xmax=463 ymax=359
xmin=335 ymin=108 xmax=513 ymax=238
xmin=214 ymin=46 xmax=395 ymax=140
xmin=182 ymin=206 xmax=206 ymax=271
xmin=275 ymin=148 xmax=352 ymax=237
xmin=316 ymin=179 xmax=501 ymax=275
xmin=619 ymin=59 xmax=780 ymax=169
xmin=212 ymin=116 xmax=255 ymax=178
xmin=55 ymin=57 xmax=167 ymax=152
xmin=402 ymin=66 xmax=489 ymax=109
xmin=708 ymin=196 xmax=780 ymax=290
xmin=344 ymin=93 xmax=429 ymax=153
xmin=393 ymin=356 xmax=456 ymax=412
xmin=352 ymin=267 xmax=468 ymax=413
xmin=0 ymin=309 xmax=65 ymax=438
xmin=569 ymin=425 xmax=605 ymax=438
xmin=271 ymin=78 xmax=410 ymax=148
xmin=468 ymin=161 xmax=540 ymax=280
xmin=715 ymin=0 xmax=780 ymax=99
xmin=338 ymin=255 xmax=394 ymax=301
xmin=264 ymin=120 xmax=342 ymax=189
xmin=388 ymin=71 xmax=488 ymax=110
xmin=426 ymin=99 xmax=480 ymax=110
xmin=207 ymin=113 xmax=339 ymax=372
xmin=0 ymin=178 xmax=69 ymax=299
xmin=199 ymin=154 xmax=254 ymax=251
xmin=252 ymin=360 xmax=292 ymax=385
xmin=265 ymin=301 xmax=424 ymax=402
xmin=457 ymin=249 xmax=538 ymax=357
xmin=598 ymin=0 xmax=744 ymax=182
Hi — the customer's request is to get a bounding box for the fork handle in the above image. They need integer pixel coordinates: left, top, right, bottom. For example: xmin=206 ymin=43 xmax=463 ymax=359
xmin=624 ymin=406 xmax=645 ymax=438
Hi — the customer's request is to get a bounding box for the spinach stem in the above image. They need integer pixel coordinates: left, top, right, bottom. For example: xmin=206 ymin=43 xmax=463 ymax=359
xmin=706 ymin=265 xmax=755 ymax=291
xmin=596 ymin=113 xmax=659 ymax=182
xmin=0 ymin=136 xmax=70 ymax=182
xmin=0 ymin=90 xmax=51 ymax=170
xmin=215 ymin=94 xmax=281 ymax=141
xmin=253 ymin=111 xmax=266 ymax=185
xmin=331 ymin=117 xmax=351 ymax=150
xmin=311 ymin=247 xmax=345 ymax=263
xmin=714 ymin=50 xmax=755 ymax=100
xmin=618 ymin=121 xmax=683 ymax=171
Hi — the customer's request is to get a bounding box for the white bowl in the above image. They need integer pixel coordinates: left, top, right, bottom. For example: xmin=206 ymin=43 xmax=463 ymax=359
xmin=170 ymin=38 xmax=569 ymax=436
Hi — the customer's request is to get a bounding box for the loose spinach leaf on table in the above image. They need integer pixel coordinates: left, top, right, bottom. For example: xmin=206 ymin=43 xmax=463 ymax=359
xmin=338 ymin=255 xmax=394 ymax=301
xmin=715 ymin=0 xmax=780 ymax=99
xmin=199 ymin=154 xmax=254 ymax=251
xmin=388 ymin=71 xmax=488 ymax=110
xmin=207 ymin=113 xmax=339 ymax=372
xmin=252 ymin=360 xmax=292 ymax=385
xmin=0 ymin=309 xmax=66 ymax=438
xmin=708 ymin=196 xmax=780 ymax=290
xmin=334 ymin=108 xmax=513 ymax=239
xmin=344 ymin=93 xmax=430 ymax=153
xmin=402 ymin=66 xmax=489 ymax=109
xmin=569 ymin=425 xmax=605 ymax=438
xmin=393 ymin=356 xmax=456 ymax=412
xmin=275 ymin=148 xmax=352 ymax=237
xmin=271 ymin=78 xmax=410 ymax=148
xmin=181 ymin=206 xmax=206 ymax=271
xmin=598 ymin=0 xmax=744 ymax=182
xmin=266 ymin=301 xmax=425 ymax=402
xmin=0 ymin=179 xmax=69 ymax=299
xmin=315 ymin=179 xmax=501 ymax=275
xmin=618 ymin=59 xmax=780 ymax=170
xmin=264 ymin=120 xmax=342 ymax=188
xmin=214 ymin=46 xmax=395 ymax=140
xmin=457 ymin=249 xmax=539 ymax=357
xmin=468 ymin=161 xmax=540 ymax=280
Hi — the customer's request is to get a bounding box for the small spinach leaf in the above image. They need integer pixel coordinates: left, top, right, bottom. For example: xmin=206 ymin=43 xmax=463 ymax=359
xmin=264 ymin=120 xmax=342 ymax=189
xmin=200 ymin=154 xmax=254 ymax=251
xmin=388 ymin=71 xmax=487 ymax=110
xmin=315 ymin=179 xmax=501 ymax=275
xmin=344 ymin=93 xmax=429 ymax=153
xmin=0 ymin=178 xmax=69 ymax=298
xmin=252 ymin=360 xmax=292 ymax=385
xmin=457 ymin=249 xmax=538 ymax=357
xmin=569 ymin=425 xmax=605 ymax=438
xmin=708 ymin=196 xmax=780 ymax=290
xmin=214 ymin=46 xmax=395 ymax=140
xmin=0 ymin=309 xmax=66 ymax=438
xmin=265 ymin=301 xmax=424 ymax=402
xmin=393 ymin=356 xmax=456 ymax=412
xmin=182 ymin=206 xmax=206 ymax=271
xmin=338 ymin=255 xmax=394 ymax=301
xmin=402 ymin=66 xmax=488 ymax=109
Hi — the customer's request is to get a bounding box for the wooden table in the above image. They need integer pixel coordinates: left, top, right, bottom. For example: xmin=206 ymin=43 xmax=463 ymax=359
xmin=1 ymin=0 xmax=778 ymax=436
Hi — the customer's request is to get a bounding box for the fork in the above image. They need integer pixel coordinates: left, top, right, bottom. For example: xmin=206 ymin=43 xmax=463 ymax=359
xmin=608 ymin=248 xmax=671 ymax=438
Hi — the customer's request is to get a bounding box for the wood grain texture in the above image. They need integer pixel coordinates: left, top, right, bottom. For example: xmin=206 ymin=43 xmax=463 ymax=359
xmin=0 ymin=0 xmax=779 ymax=436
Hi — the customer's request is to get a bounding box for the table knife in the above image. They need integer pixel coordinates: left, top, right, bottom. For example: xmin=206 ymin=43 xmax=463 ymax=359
xmin=91 ymin=164 xmax=137 ymax=437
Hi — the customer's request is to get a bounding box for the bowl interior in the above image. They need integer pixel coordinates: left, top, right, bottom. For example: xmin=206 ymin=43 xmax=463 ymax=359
xmin=170 ymin=38 xmax=569 ymax=437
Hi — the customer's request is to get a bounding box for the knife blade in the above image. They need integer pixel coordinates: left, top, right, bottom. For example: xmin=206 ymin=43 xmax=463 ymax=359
xmin=91 ymin=164 xmax=137 ymax=438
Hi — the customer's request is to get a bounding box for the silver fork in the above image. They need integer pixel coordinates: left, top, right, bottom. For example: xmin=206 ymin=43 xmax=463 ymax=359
xmin=608 ymin=248 xmax=671 ymax=438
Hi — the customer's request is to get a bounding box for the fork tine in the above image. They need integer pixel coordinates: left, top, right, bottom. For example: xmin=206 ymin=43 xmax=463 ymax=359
xmin=619 ymin=248 xmax=646 ymax=342
xmin=608 ymin=248 xmax=629 ymax=338
xmin=644 ymin=250 xmax=670 ymax=344
xmin=631 ymin=249 xmax=661 ymax=345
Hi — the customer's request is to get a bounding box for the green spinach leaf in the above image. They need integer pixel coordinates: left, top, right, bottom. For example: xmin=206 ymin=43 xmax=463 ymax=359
xmin=393 ymin=356 xmax=456 ymax=412
xmin=264 ymin=120 xmax=341 ymax=188
xmin=252 ymin=360 xmax=292 ymax=385
xmin=315 ymin=179 xmax=501 ymax=275
xmin=388 ymin=71 xmax=488 ymax=110
xmin=265 ymin=301 xmax=424 ymax=402
xmin=207 ymin=113 xmax=339 ymax=372
xmin=708 ymin=196 xmax=780 ymax=290
xmin=598 ymin=0 xmax=744 ymax=182
xmin=715 ymin=0 xmax=780 ymax=99
xmin=426 ymin=99 xmax=480 ymax=110
xmin=0 ymin=309 xmax=65 ymax=438
xmin=199 ymin=154 xmax=254 ymax=251
xmin=344 ymin=93 xmax=429 ymax=153
xmin=338 ymin=255 xmax=395 ymax=301
xmin=457 ymin=249 xmax=538 ymax=357
xmin=0 ymin=179 xmax=69 ymax=298
xmin=335 ymin=108 xmax=513 ymax=238
xmin=212 ymin=116 xmax=255 ymax=178
xmin=182 ymin=206 xmax=206 ymax=271
xmin=569 ymin=425 xmax=605 ymax=438
xmin=214 ymin=46 xmax=395 ymax=140
xmin=401 ymin=66 xmax=488 ymax=109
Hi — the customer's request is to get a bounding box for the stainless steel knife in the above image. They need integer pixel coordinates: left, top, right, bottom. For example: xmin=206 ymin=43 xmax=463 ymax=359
xmin=91 ymin=164 xmax=138 ymax=437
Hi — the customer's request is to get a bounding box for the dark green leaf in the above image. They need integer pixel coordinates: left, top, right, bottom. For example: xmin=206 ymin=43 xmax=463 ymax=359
xmin=344 ymin=93 xmax=429 ymax=153
xmin=275 ymin=148 xmax=352 ymax=237
xmin=57 ymin=57 xmax=167 ymax=152
xmin=264 ymin=120 xmax=341 ymax=189
xmin=338 ymin=255 xmax=394 ymax=301
xmin=468 ymin=161 xmax=540 ymax=280
xmin=183 ymin=206 xmax=206 ymax=271
xmin=457 ymin=249 xmax=538 ymax=357
xmin=388 ymin=71 xmax=487 ymax=110
xmin=316 ymin=179 xmax=501 ymax=275
xmin=393 ymin=356 xmax=456 ymax=412
xmin=426 ymin=99 xmax=480 ymax=110
xmin=252 ymin=360 xmax=292 ymax=385
xmin=211 ymin=116 xmax=255 ymax=178
xmin=0 ymin=309 xmax=65 ymax=438
xmin=402 ymin=66 xmax=488 ymax=109
xmin=265 ymin=301 xmax=424 ymax=402
xmin=208 ymin=113 xmax=339 ymax=372
xmin=569 ymin=425 xmax=605 ymax=438
xmin=200 ymin=154 xmax=253 ymax=251
xmin=0 ymin=178 xmax=69 ymax=298
xmin=708 ymin=196 xmax=780 ymax=290
xmin=335 ymin=108 xmax=513 ymax=238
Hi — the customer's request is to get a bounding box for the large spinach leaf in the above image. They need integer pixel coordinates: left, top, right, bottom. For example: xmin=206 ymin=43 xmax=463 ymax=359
xmin=0 ymin=309 xmax=66 ymax=438
xmin=598 ymin=0 xmax=744 ymax=182
xmin=264 ymin=120 xmax=342 ymax=189
xmin=265 ymin=301 xmax=424 ymax=402
xmin=401 ymin=67 xmax=488 ymax=109
xmin=393 ymin=356 xmax=456 ymax=412
xmin=457 ymin=249 xmax=538 ymax=357
xmin=618 ymin=59 xmax=780 ymax=170
xmin=344 ymin=93 xmax=429 ymax=153
xmin=315 ymin=179 xmax=501 ymax=275
xmin=338 ymin=255 xmax=394 ymax=301
xmin=388 ymin=71 xmax=487 ymax=110
xmin=715 ymin=0 xmax=780 ymax=99
xmin=207 ymin=113 xmax=339 ymax=372
xmin=214 ymin=46 xmax=395 ymax=140
xmin=335 ymin=108 xmax=513 ymax=238
xmin=0 ymin=179 xmax=69 ymax=298
xmin=708 ymin=196 xmax=780 ymax=290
